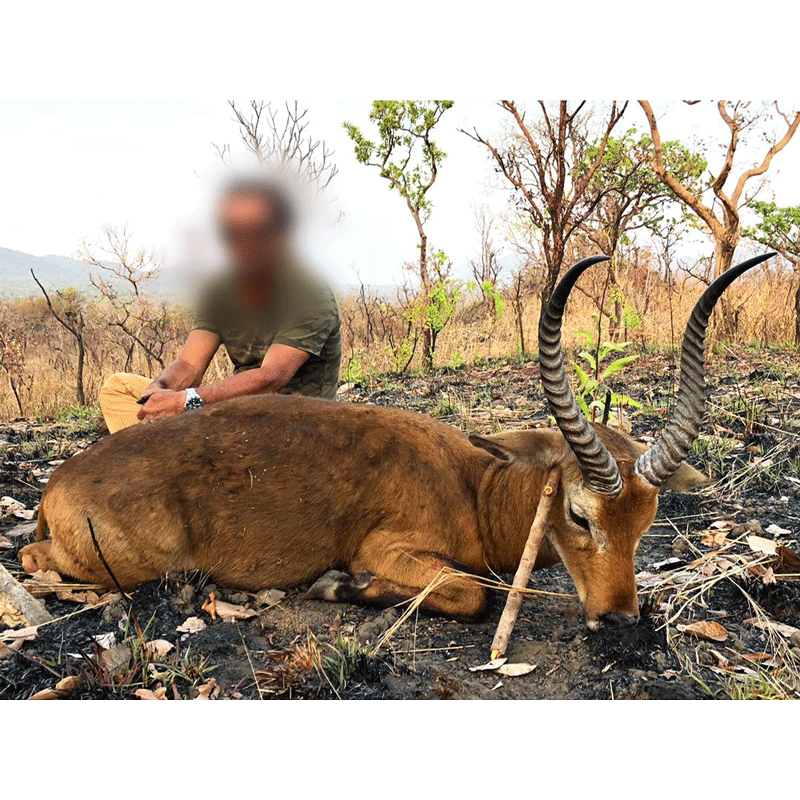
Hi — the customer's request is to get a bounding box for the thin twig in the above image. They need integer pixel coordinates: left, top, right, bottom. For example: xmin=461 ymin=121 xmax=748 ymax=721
xmin=87 ymin=517 xmax=145 ymax=644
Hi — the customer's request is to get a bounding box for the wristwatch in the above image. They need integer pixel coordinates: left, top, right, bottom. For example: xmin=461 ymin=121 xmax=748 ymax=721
xmin=184 ymin=388 xmax=204 ymax=411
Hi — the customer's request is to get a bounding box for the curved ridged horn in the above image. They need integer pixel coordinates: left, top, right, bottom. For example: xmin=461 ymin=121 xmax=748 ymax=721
xmin=539 ymin=255 xmax=622 ymax=496
xmin=635 ymin=252 xmax=776 ymax=487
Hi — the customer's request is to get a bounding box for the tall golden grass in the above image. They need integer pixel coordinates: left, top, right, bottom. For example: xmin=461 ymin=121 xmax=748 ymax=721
xmin=0 ymin=256 xmax=796 ymax=421
xmin=343 ymin=256 xmax=798 ymax=379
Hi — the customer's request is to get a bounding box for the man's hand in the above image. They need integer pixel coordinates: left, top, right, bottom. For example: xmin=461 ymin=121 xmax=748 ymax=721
xmin=135 ymin=330 xmax=222 ymax=404
xmin=137 ymin=378 xmax=169 ymax=405
xmin=136 ymin=389 xmax=186 ymax=421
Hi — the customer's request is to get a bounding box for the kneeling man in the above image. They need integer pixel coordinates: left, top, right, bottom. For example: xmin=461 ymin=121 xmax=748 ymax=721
xmin=99 ymin=178 xmax=341 ymax=433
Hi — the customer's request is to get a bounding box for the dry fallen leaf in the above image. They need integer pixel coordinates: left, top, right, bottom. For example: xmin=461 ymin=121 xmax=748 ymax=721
xmin=29 ymin=675 xmax=81 ymax=700
xmin=0 ymin=535 xmax=12 ymax=551
xmin=1 ymin=496 xmax=35 ymax=519
xmin=0 ymin=625 xmax=37 ymax=644
xmin=92 ymin=632 xmax=116 ymax=649
xmin=0 ymin=592 xmax=26 ymax=628
xmin=762 ymin=567 xmax=777 ymax=585
xmin=708 ymin=649 xmax=730 ymax=668
xmin=176 ymin=616 xmax=206 ymax=634
xmin=202 ymin=592 xmax=217 ymax=620
xmin=135 ymin=687 xmax=167 ymax=701
xmin=102 ymin=643 xmax=132 ymax=674
xmin=765 ymin=523 xmax=791 ymax=537
xmin=255 ymin=588 xmax=286 ymax=607
xmin=710 ymin=520 xmax=736 ymax=529
xmin=195 ymin=678 xmax=219 ymax=700
xmin=702 ymin=529 xmax=729 ymax=547
xmin=744 ymin=618 xmax=800 ymax=639
xmin=496 ymin=662 xmax=537 ymax=677
xmin=213 ymin=600 xmax=258 ymax=621
xmin=0 ymin=638 xmax=25 ymax=660
xmin=144 ymin=639 xmax=174 ymax=658
xmin=747 ymin=535 xmax=777 ymax=556
xmin=31 ymin=569 xmax=61 ymax=583
xmin=469 ymin=657 xmax=507 ymax=672
xmin=741 ymin=652 xmax=773 ymax=662
xmin=677 ymin=620 xmax=729 ymax=642
xmin=777 ymin=544 xmax=800 ymax=571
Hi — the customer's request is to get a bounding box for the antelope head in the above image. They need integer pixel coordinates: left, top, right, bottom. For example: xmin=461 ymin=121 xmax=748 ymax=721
xmin=477 ymin=253 xmax=775 ymax=631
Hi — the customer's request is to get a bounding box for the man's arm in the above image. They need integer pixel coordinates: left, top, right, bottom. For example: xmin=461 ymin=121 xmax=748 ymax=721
xmin=138 ymin=330 xmax=221 ymax=401
xmin=197 ymin=343 xmax=309 ymax=404
xmin=137 ymin=342 xmax=309 ymax=420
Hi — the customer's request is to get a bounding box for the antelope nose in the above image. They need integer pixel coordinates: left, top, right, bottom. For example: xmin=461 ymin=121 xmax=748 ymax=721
xmin=599 ymin=611 xmax=639 ymax=628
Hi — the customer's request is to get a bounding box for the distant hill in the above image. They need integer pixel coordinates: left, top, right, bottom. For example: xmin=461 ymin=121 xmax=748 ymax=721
xmin=0 ymin=248 xmax=89 ymax=298
xmin=1 ymin=247 xmax=189 ymax=301
xmin=0 ymin=246 xmax=400 ymax=301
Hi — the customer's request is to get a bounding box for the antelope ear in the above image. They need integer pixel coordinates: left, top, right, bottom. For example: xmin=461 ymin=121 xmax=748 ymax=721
xmin=468 ymin=429 xmax=566 ymax=469
xmin=468 ymin=434 xmax=513 ymax=461
xmin=663 ymin=460 xmax=710 ymax=492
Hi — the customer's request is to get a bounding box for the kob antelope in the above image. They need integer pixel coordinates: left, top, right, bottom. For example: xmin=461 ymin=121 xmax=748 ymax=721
xmin=19 ymin=253 xmax=773 ymax=629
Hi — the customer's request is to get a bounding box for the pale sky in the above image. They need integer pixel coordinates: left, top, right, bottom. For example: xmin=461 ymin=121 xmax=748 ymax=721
xmin=3 ymin=100 xmax=800 ymax=288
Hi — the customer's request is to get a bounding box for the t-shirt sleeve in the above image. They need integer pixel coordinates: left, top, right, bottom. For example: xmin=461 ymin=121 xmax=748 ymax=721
xmin=273 ymin=286 xmax=339 ymax=358
xmin=191 ymin=283 xmax=221 ymax=335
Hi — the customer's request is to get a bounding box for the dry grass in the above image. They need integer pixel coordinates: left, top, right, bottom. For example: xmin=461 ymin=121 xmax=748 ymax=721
xmin=342 ymin=257 xmax=798 ymax=381
xmin=2 ymin=256 xmax=797 ymax=421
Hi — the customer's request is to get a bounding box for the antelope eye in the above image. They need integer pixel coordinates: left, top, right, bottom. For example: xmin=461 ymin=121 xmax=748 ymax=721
xmin=569 ymin=506 xmax=591 ymax=531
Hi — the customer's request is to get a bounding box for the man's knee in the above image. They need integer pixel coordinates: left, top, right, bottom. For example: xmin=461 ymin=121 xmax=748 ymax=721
xmin=100 ymin=373 xmax=126 ymax=398
xmin=100 ymin=373 xmax=148 ymax=400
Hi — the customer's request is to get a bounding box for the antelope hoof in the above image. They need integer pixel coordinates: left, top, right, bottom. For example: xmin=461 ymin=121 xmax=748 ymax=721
xmin=304 ymin=570 xmax=353 ymax=601
xmin=351 ymin=571 xmax=374 ymax=589
xmin=19 ymin=542 xmax=53 ymax=574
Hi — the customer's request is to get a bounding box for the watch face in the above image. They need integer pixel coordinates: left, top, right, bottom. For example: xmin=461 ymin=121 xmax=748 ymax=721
xmin=185 ymin=391 xmax=203 ymax=410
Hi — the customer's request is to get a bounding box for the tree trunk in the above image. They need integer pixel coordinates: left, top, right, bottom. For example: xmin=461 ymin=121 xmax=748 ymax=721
xmin=515 ymin=298 xmax=526 ymax=356
xmin=714 ymin=235 xmax=738 ymax=339
xmin=9 ymin=378 xmax=24 ymax=417
xmin=124 ymin=341 xmax=134 ymax=372
xmin=538 ymin=243 xmax=565 ymax=334
xmin=608 ymin=254 xmax=623 ymax=342
xmin=418 ymin=231 xmax=434 ymax=371
xmin=794 ymin=280 xmax=800 ymax=346
xmin=76 ymin=336 xmax=86 ymax=406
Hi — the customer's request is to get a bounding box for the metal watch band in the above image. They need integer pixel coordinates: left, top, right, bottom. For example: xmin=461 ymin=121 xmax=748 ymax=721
xmin=184 ymin=387 xmax=204 ymax=410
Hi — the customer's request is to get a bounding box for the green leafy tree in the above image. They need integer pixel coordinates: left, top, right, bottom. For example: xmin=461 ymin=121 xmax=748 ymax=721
xmin=469 ymin=205 xmax=505 ymax=320
xmin=423 ymin=249 xmax=461 ymax=358
xmin=463 ymin=101 xmax=628 ymax=321
xmin=344 ymin=100 xmax=454 ymax=369
xmin=745 ymin=200 xmax=800 ymax=343
xmin=571 ymin=334 xmax=642 ymax=424
xmin=640 ymin=101 xmax=800 ymax=336
xmin=579 ymin=130 xmax=706 ymax=339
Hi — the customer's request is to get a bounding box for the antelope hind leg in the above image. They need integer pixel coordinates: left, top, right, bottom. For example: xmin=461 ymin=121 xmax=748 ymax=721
xmin=19 ymin=541 xmax=60 ymax=575
xmin=305 ymin=535 xmax=487 ymax=621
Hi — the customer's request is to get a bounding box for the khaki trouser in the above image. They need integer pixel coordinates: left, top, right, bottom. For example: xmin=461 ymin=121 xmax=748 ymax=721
xmin=98 ymin=373 xmax=153 ymax=434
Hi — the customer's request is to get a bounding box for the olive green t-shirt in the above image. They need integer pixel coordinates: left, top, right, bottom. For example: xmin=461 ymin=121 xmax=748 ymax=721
xmin=192 ymin=267 xmax=341 ymax=399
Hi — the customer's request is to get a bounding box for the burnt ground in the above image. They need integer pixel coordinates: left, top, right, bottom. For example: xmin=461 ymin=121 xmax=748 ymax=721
xmin=2 ymin=348 xmax=800 ymax=700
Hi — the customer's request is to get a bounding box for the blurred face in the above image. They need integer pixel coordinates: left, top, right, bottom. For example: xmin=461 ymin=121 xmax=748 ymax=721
xmin=219 ymin=191 xmax=288 ymax=278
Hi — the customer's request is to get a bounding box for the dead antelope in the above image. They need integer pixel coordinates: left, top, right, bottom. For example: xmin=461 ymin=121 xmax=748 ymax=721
xmin=19 ymin=253 xmax=773 ymax=629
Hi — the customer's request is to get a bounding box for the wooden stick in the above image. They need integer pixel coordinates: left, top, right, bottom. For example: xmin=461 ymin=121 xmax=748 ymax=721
xmin=490 ymin=466 xmax=561 ymax=660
